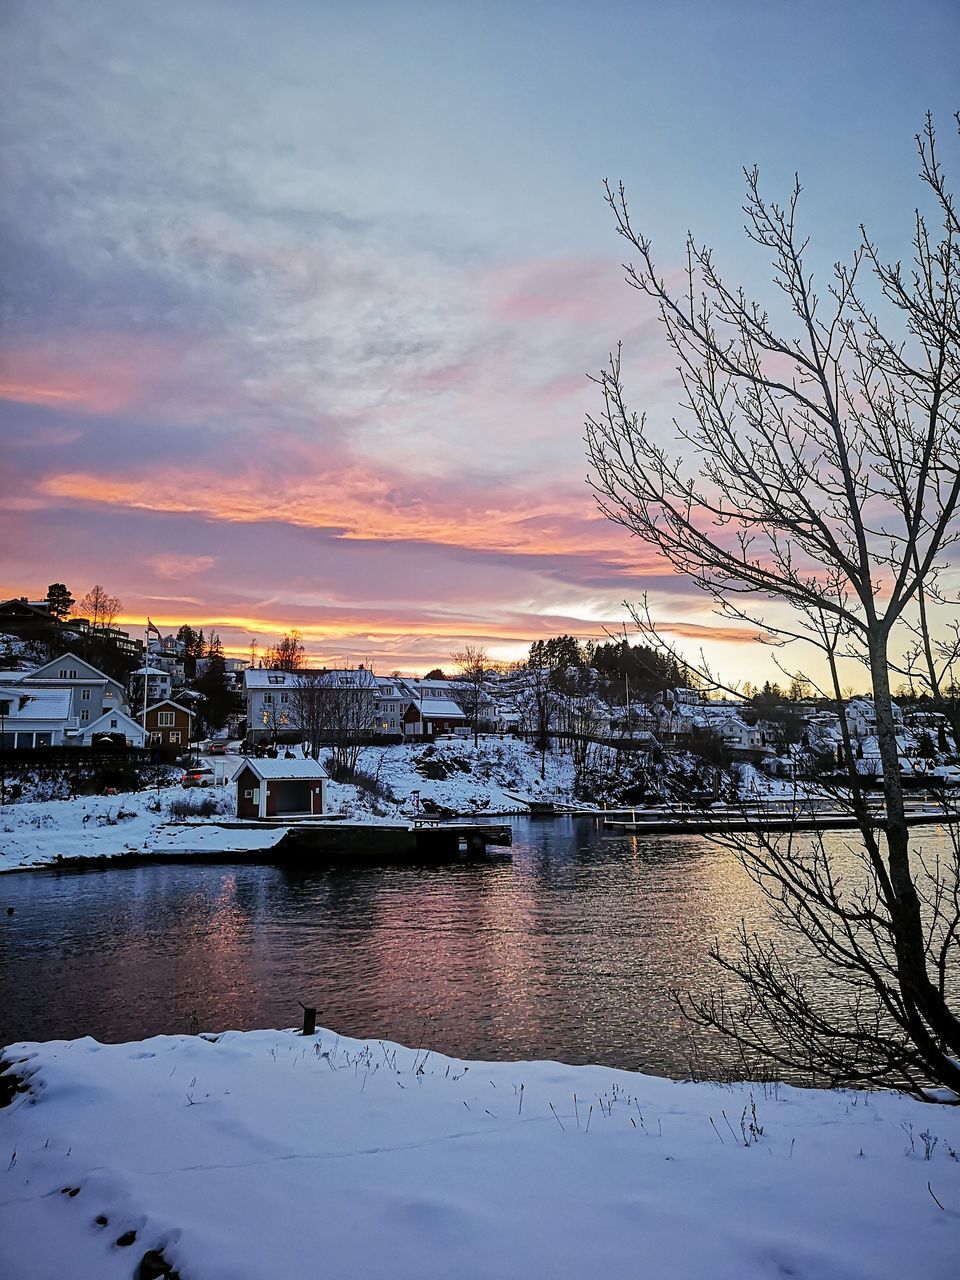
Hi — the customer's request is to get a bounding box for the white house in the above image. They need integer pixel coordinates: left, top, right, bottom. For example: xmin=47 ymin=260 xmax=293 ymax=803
xmin=131 ymin=665 xmax=174 ymax=705
xmin=845 ymin=697 xmax=904 ymax=740
xmin=244 ymin=666 xmax=379 ymax=744
xmin=0 ymin=685 xmax=75 ymax=748
xmin=76 ymin=708 xmax=147 ymax=748
xmin=18 ymin=652 xmax=130 ymax=732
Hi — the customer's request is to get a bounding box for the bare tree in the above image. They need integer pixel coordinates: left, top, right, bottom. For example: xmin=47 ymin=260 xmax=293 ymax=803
xmin=76 ymin=584 xmax=121 ymax=631
xmin=586 ymin=116 xmax=960 ymax=1100
xmin=266 ymin=630 xmax=304 ymax=671
xmin=451 ymin=645 xmax=489 ymax=747
xmin=324 ymin=676 xmax=375 ymax=780
xmin=290 ymin=671 xmax=331 ymax=760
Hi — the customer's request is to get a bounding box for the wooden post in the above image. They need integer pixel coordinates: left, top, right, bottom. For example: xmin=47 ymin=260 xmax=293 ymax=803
xmin=301 ymin=1005 xmax=316 ymax=1036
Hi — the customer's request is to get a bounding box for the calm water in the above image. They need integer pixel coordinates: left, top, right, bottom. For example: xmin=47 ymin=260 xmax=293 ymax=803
xmin=2 ymin=817 xmax=954 ymax=1077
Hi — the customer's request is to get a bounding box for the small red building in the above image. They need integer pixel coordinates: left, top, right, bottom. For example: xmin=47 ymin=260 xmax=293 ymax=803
xmin=144 ymin=699 xmax=194 ymax=748
xmin=233 ymin=758 xmax=328 ymax=819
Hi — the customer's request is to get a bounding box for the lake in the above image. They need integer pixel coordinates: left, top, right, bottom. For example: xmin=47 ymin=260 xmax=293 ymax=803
xmin=3 ymin=816 xmax=953 ymax=1078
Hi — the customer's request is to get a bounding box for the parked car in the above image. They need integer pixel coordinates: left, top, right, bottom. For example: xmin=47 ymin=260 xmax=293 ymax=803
xmin=207 ymin=743 xmax=227 ymax=756
xmin=182 ymin=766 xmax=215 ymax=788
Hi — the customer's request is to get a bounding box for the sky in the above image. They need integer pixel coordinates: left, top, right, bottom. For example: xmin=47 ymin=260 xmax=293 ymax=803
xmin=1 ymin=0 xmax=958 ymax=680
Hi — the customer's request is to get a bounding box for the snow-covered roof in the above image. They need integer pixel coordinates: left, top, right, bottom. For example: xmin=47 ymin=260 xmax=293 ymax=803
xmin=232 ymin=757 xmax=329 ymax=782
xmin=132 ymin=666 xmax=170 ymax=677
xmin=419 ymin=698 xmax=466 ymax=718
xmin=245 ymin=667 xmax=377 ymax=691
xmin=0 ymin=686 xmax=72 ymax=719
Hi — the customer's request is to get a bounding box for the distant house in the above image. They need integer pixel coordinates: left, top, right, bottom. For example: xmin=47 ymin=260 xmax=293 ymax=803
xmin=0 ymin=598 xmax=56 ymax=645
xmin=130 ymin=665 xmax=174 ymax=706
xmin=401 ymin=695 xmax=468 ymax=738
xmin=846 ymin=697 xmax=903 ymax=740
xmin=0 ymin=685 xmax=75 ymax=748
xmin=144 ymin=699 xmax=194 ymax=748
xmin=76 ymin=708 xmax=147 ymax=748
xmin=17 ymin=652 xmax=129 ymax=730
xmin=244 ymin=666 xmax=378 ymax=744
xmin=232 ymin=757 xmax=328 ymax=819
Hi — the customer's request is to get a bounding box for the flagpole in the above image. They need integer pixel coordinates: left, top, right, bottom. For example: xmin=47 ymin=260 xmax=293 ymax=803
xmin=142 ymin=618 xmax=150 ymax=737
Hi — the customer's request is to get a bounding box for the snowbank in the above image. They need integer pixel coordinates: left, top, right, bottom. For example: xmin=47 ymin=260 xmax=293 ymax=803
xmin=0 ymin=787 xmax=233 ymax=872
xmin=325 ymin=736 xmax=578 ymax=818
xmin=1 ymin=1027 xmax=957 ymax=1280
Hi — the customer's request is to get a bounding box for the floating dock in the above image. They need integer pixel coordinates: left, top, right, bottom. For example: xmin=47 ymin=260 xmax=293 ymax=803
xmin=277 ymin=819 xmax=512 ymax=859
xmin=602 ymin=803 xmax=960 ymax=836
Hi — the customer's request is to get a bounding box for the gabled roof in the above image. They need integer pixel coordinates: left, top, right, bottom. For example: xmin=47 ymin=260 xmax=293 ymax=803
xmin=231 ymin=757 xmax=329 ymax=782
xmin=21 ymin=652 xmax=123 ymax=689
xmin=145 ymin=699 xmax=194 ymax=718
xmin=419 ymin=698 xmax=466 ymax=718
xmin=78 ymin=708 xmax=145 ymax=737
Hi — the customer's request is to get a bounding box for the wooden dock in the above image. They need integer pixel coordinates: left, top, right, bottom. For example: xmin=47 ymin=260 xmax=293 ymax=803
xmin=602 ymin=803 xmax=960 ymax=836
xmin=271 ymin=818 xmax=513 ymax=860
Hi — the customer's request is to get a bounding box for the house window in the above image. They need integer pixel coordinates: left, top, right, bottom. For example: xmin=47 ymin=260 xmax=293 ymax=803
xmin=263 ymin=693 xmax=273 ymax=705
xmin=150 ymin=731 xmax=162 ymax=745
xmin=59 ymin=668 xmax=78 ymax=679
xmin=169 ymin=730 xmax=181 ymax=744
xmin=244 ymin=788 xmax=254 ymax=798
xmin=81 ymin=689 xmax=91 ymax=701
xmin=268 ymin=674 xmax=284 ymax=685
xmin=280 ymin=692 xmax=289 ymax=703
xmin=157 ymin=711 xmax=175 ymax=727
xmin=80 ymin=709 xmax=89 ymax=722
xmin=110 ymin=719 xmax=118 ymax=728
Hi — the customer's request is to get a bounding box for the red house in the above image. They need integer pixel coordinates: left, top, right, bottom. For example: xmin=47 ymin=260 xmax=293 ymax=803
xmin=233 ymin=758 xmax=328 ymax=819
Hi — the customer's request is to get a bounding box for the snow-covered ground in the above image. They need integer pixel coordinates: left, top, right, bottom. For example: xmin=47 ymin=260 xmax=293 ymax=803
xmin=1 ymin=1026 xmax=957 ymax=1280
xmin=0 ymin=786 xmax=247 ymax=872
xmin=0 ymin=738 xmax=899 ymax=874
xmin=0 ymin=739 xmax=578 ymax=872
xmin=326 ymin=736 xmax=577 ymax=817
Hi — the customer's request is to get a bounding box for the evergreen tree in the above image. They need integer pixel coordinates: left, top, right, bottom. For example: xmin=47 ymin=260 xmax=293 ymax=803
xmin=45 ymin=583 xmax=74 ymax=619
xmin=195 ymin=636 xmax=233 ymax=733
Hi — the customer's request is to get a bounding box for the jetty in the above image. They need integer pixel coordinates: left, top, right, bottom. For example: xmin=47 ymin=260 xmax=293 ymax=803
xmin=279 ymin=818 xmax=513 ymax=858
xmin=144 ymin=816 xmax=514 ymax=864
xmin=601 ymin=800 xmax=960 ymax=836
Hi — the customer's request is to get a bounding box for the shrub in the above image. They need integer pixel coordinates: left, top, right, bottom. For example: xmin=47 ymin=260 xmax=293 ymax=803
xmin=166 ymin=794 xmax=227 ymax=820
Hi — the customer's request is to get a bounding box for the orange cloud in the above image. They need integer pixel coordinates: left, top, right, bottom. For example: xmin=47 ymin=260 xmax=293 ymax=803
xmin=39 ymin=465 xmax=663 ymax=566
xmin=0 ymin=334 xmax=199 ymax=415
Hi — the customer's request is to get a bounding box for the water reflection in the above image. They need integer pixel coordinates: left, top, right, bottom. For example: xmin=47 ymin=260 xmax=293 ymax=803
xmin=4 ymin=817 xmax=950 ymax=1078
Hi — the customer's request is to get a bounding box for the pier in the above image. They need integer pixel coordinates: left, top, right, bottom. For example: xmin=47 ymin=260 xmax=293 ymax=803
xmin=601 ymin=801 xmax=960 ymax=836
xmin=278 ymin=819 xmax=513 ymax=859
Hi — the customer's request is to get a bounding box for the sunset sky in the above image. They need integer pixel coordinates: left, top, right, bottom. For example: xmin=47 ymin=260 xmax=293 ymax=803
xmin=2 ymin=1 xmax=957 ymax=679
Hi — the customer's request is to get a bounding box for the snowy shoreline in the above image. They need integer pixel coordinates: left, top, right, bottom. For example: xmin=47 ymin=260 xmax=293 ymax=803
xmin=0 ymin=739 xmax=576 ymax=873
xmin=2 ymin=1025 xmax=958 ymax=1280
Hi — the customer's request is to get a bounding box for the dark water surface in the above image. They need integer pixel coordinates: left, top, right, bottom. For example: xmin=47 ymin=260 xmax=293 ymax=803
xmin=3 ymin=816 xmax=953 ymax=1076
